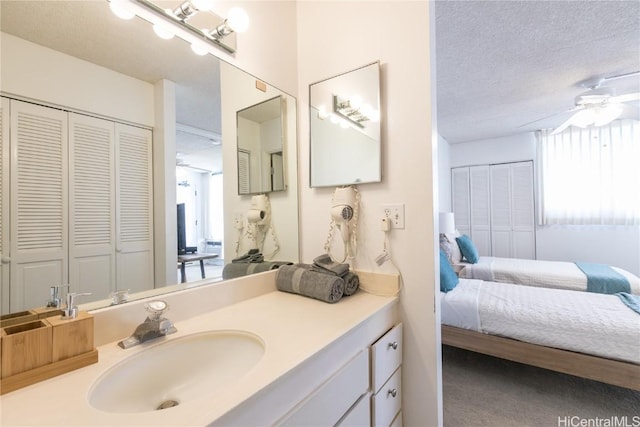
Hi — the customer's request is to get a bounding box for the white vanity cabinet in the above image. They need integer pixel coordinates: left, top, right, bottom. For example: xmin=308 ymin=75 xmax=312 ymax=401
xmin=371 ymin=323 xmax=403 ymax=427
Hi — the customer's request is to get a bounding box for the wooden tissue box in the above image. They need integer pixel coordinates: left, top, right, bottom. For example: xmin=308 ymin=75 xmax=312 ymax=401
xmin=0 ymin=311 xmax=98 ymax=395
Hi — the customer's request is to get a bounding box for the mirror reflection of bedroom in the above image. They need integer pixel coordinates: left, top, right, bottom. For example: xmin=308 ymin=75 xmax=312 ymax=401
xmin=435 ymin=1 xmax=640 ymax=424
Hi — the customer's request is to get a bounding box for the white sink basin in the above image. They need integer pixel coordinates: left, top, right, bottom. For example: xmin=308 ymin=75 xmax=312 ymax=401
xmin=88 ymin=330 xmax=265 ymax=413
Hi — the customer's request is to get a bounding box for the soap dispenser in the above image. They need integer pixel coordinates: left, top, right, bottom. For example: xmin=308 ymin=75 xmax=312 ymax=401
xmin=47 ymin=292 xmax=95 ymax=362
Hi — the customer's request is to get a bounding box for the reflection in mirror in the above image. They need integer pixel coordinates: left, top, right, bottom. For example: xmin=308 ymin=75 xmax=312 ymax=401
xmin=236 ymin=96 xmax=286 ymax=194
xmin=309 ymin=61 xmax=381 ymax=188
xmin=0 ymin=0 xmax=299 ymax=315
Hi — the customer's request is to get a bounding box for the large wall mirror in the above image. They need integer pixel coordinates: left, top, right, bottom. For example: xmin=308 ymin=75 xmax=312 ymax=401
xmin=236 ymin=96 xmax=286 ymax=194
xmin=309 ymin=61 xmax=381 ymax=187
xmin=0 ymin=0 xmax=299 ymax=315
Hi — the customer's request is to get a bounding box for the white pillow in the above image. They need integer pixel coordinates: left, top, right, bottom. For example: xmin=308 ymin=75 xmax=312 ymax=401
xmin=440 ymin=230 xmax=462 ymax=264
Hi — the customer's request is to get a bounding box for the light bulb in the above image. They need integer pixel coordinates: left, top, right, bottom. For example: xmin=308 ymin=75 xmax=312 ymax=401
xmin=153 ymin=23 xmax=175 ymax=40
xmin=349 ymin=96 xmax=363 ymax=110
xmin=109 ymin=0 xmax=135 ymax=20
xmin=191 ymin=42 xmax=209 ymax=56
xmin=191 ymin=0 xmax=214 ymax=11
xmin=226 ymin=7 xmax=249 ymax=33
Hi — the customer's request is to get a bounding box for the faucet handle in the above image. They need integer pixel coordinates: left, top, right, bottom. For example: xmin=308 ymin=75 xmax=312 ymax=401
xmin=145 ymin=300 xmax=169 ymax=321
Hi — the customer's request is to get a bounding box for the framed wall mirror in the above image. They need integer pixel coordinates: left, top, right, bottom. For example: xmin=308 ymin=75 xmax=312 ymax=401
xmin=236 ymin=95 xmax=286 ymax=195
xmin=0 ymin=0 xmax=299 ymax=315
xmin=309 ymin=61 xmax=381 ymax=188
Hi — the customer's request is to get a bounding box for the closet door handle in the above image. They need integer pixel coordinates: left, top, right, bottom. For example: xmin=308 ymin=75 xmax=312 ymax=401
xmin=388 ymin=341 xmax=398 ymax=350
xmin=387 ymin=388 xmax=397 ymax=398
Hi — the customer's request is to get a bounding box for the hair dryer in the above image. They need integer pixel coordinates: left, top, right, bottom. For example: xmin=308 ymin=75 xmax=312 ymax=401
xmin=330 ymin=186 xmax=357 ymax=260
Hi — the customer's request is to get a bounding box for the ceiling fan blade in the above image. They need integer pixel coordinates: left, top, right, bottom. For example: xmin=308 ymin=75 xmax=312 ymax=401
xmin=517 ymin=106 xmax=579 ymax=128
xmin=610 ymin=92 xmax=640 ymax=103
xmin=550 ymin=110 xmax=582 ymax=135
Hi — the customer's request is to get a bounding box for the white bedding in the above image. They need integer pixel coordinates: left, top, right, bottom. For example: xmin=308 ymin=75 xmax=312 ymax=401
xmin=458 ymin=257 xmax=640 ymax=295
xmin=440 ymin=279 xmax=640 ymax=364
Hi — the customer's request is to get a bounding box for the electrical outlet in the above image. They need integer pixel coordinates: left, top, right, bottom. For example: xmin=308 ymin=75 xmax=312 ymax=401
xmin=382 ymin=204 xmax=405 ymax=229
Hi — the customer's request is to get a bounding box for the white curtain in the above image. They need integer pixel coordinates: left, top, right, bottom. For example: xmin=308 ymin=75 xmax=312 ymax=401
xmin=538 ymin=119 xmax=640 ymax=226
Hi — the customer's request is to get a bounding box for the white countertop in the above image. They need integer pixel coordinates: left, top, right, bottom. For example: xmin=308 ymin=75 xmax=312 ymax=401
xmin=1 ymin=289 xmax=397 ymax=426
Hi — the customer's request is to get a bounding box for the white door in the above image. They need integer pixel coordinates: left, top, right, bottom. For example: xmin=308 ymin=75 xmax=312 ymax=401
xmin=1 ymin=98 xmax=10 ymax=314
xmin=451 ymin=167 xmax=470 ymax=237
xmin=10 ymin=100 xmax=68 ymax=311
xmin=469 ymin=165 xmax=491 ymax=256
xmin=115 ymin=123 xmax=154 ymax=294
xmin=69 ymin=113 xmax=116 ymax=301
xmin=490 ymin=164 xmax=513 ymax=257
xmin=510 ymin=161 xmax=535 ymax=259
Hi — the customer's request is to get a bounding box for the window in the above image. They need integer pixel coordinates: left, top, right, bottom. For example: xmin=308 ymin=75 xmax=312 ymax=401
xmin=537 ymin=119 xmax=640 ymax=226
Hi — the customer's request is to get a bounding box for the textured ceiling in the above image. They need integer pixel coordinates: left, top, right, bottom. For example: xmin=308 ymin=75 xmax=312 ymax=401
xmin=435 ymin=0 xmax=640 ymax=143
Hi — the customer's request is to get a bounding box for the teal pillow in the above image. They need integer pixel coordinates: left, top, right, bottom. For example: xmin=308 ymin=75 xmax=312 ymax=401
xmin=456 ymin=234 xmax=479 ymax=263
xmin=440 ymin=249 xmax=459 ymax=292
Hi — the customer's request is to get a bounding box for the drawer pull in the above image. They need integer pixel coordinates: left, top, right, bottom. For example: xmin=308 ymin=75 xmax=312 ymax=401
xmin=387 ymin=388 xmax=397 ymax=398
xmin=388 ymin=341 xmax=398 ymax=350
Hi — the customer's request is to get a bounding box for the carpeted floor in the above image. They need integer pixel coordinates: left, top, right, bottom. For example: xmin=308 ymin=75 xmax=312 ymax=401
xmin=442 ymin=345 xmax=640 ymax=427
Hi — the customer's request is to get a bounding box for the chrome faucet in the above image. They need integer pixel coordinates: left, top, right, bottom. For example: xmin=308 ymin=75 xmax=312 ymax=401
xmin=118 ymin=300 xmax=177 ymax=349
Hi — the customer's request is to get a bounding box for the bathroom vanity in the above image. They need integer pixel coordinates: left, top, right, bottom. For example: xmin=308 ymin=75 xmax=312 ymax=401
xmin=0 ymin=271 xmax=400 ymax=426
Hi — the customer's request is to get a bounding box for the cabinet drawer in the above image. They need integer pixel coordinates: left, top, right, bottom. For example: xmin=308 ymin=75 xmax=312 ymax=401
xmin=372 ymin=367 xmax=402 ymax=427
xmin=390 ymin=411 xmax=402 ymax=427
xmin=280 ymin=350 xmax=369 ymax=426
xmin=336 ymin=392 xmax=371 ymax=426
xmin=371 ymin=323 xmax=402 ymax=393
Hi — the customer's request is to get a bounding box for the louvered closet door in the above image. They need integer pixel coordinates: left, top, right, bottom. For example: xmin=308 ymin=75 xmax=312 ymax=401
xmin=469 ymin=166 xmax=491 ymax=256
xmin=69 ymin=113 xmax=115 ymax=301
xmin=490 ymin=164 xmax=512 ymax=257
xmin=510 ymin=161 xmax=535 ymax=259
xmin=9 ymin=100 xmax=68 ymax=311
xmin=451 ymin=168 xmax=470 ymax=237
xmin=115 ymin=123 xmax=154 ymax=294
xmin=1 ymin=98 xmax=10 ymax=314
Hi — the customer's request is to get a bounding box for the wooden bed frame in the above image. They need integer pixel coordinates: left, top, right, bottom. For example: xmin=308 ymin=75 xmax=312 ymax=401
xmin=441 ymin=325 xmax=640 ymax=391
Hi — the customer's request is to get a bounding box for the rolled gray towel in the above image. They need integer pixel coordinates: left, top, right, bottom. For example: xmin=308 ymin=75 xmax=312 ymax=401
xmin=343 ymin=271 xmax=360 ymax=296
xmin=311 ymin=254 xmax=350 ymax=276
xmin=223 ymin=261 xmax=292 ymax=280
xmin=276 ymin=264 xmax=344 ymax=304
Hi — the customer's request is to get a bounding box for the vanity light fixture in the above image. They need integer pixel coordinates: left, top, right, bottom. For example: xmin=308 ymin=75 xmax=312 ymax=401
xmin=204 ymin=7 xmax=249 ymax=40
xmin=170 ymin=0 xmax=214 ymax=21
xmin=124 ymin=0 xmax=250 ymax=54
xmin=333 ymin=95 xmax=375 ymax=128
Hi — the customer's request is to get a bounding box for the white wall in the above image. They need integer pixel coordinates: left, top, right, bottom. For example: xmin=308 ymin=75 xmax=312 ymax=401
xmin=0 ymin=32 xmax=154 ymax=127
xmin=442 ymin=132 xmax=640 ymax=275
xmin=297 ymin=2 xmax=440 ymax=426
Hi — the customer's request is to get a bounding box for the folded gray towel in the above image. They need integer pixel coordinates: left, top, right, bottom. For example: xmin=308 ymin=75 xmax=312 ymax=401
xmin=343 ymin=271 xmax=360 ymax=296
xmin=276 ymin=264 xmax=344 ymax=304
xmin=232 ymin=249 xmax=264 ymax=263
xmin=311 ymin=254 xmax=350 ymax=276
xmin=222 ymin=261 xmax=292 ymax=280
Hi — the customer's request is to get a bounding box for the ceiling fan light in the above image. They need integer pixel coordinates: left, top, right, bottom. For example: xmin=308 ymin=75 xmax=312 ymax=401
xmin=593 ymin=104 xmax=623 ymax=127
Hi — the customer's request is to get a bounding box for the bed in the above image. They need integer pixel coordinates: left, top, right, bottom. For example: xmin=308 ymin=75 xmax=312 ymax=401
xmin=439 ymin=232 xmax=640 ymax=295
xmin=439 ymin=278 xmax=640 ymax=390
xmin=456 ymin=256 xmax=640 ymax=294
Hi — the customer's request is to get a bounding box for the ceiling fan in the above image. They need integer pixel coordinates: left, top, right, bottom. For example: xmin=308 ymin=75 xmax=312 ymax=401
xmin=548 ymin=71 xmax=640 ymax=135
